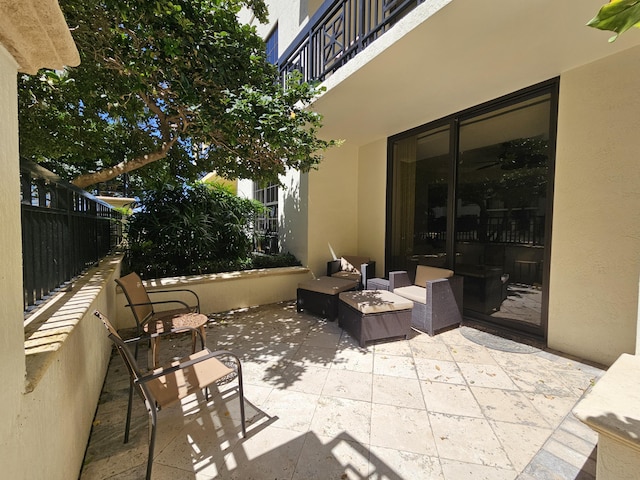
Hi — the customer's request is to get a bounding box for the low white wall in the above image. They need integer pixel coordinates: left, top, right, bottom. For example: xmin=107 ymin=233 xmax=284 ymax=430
xmin=3 ymin=254 xmax=122 ymax=480
xmin=115 ymin=266 xmax=313 ymax=328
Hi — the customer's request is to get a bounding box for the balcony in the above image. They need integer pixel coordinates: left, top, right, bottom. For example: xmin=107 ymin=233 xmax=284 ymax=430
xmin=279 ymin=0 xmax=426 ymax=84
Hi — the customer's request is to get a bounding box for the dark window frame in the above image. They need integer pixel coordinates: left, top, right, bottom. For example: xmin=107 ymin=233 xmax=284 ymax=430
xmin=385 ymin=78 xmax=559 ymax=339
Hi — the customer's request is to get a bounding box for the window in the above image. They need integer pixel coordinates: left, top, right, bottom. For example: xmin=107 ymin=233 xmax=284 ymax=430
xmin=253 ymin=182 xmax=279 ymax=254
xmin=266 ymin=25 xmax=278 ymax=64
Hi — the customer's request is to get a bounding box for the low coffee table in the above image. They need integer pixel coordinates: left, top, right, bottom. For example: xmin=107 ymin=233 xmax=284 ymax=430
xmin=338 ymin=290 xmax=413 ymax=347
xmin=297 ymin=276 xmax=359 ymax=321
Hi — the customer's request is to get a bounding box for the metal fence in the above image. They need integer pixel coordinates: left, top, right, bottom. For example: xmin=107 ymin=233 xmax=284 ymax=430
xmin=279 ymin=0 xmax=424 ymax=84
xmin=21 ymin=161 xmax=123 ymax=311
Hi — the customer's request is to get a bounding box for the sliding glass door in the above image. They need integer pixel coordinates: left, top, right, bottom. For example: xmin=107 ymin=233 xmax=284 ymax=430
xmin=387 ymin=80 xmax=558 ymax=337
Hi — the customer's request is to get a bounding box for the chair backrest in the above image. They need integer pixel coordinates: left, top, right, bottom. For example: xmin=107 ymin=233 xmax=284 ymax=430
xmin=116 ymin=272 xmax=154 ymax=328
xmin=341 ymin=256 xmax=370 ymax=274
xmin=414 ymin=265 xmax=454 ymax=286
xmin=93 ymin=310 xmax=154 ymax=405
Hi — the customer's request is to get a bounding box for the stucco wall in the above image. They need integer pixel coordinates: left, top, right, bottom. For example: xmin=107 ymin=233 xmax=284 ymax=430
xmin=115 ymin=266 xmax=313 ymax=329
xmin=0 ymin=36 xmax=118 ymax=479
xmin=307 ymin=143 xmax=359 ymax=276
xmin=357 ymin=139 xmax=387 ymax=274
xmin=0 ymin=42 xmax=27 ymax=471
xmin=548 ymin=45 xmax=640 ymax=366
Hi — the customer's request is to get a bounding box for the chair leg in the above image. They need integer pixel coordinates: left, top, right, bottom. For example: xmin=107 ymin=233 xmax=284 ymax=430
xmin=151 ymin=338 xmax=159 ymax=368
xmin=236 ymin=361 xmax=247 ymax=438
xmin=124 ymin=379 xmax=134 ymax=444
xmin=191 ymin=326 xmax=206 ymax=353
xmin=146 ymin=408 xmax=158 ymax=480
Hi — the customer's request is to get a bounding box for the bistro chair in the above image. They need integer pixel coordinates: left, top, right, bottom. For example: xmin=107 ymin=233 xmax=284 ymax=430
xmin=94 ymin=310 xmax=246 ymax=480
xmin=116 ymin=272 xmax=208 ymax=367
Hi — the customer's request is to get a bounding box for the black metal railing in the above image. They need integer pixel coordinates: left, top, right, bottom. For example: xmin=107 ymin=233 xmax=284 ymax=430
xmin=279 ymin=0 xmax=424 ymax=84
xmin=21 ymin=161 xmax=123 ymax=311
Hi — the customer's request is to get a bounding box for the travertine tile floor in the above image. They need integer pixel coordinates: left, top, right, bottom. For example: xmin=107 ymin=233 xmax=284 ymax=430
xmin=81 ymin=301 xmax=604 ymax=480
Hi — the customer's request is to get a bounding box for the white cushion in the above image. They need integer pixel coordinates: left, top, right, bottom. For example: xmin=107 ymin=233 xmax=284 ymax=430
xmin=339 ymin=290 xmax=413 ymax=314
xmin=393 ymin=285 xmax=427 ymax=304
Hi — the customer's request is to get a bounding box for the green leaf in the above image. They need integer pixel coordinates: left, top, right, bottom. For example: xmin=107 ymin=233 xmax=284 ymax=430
xmin=587 ymin=0 xmax=640 ymax=42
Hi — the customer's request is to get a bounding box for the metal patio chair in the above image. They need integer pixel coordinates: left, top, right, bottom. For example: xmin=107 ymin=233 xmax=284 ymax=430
xmin=116 ymin=272 xmax=208 ymax=367
xmin=94 ymin=310 xmax=246 ymax=480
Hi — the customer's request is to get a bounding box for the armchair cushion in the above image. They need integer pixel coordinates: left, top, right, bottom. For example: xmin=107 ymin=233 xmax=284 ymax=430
xmin=340 ymin=256 xmax=370 ymax=274
xmin=327 ymin=255 xmax=376 ymax=289
xmin=393 ymin=285 xmax=430 ymax=304
xmin=414 ymin=266 xmax=454 ymax=286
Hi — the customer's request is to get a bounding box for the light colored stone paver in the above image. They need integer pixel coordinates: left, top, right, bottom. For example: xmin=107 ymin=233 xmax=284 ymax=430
xmin=440 ymin=459 xmax=517 ymax=480
xmin=373 ymin=353 xmax=418 ymax=379
xmin=261 ymin=389 xmax=319 ymax=432
xmin=372 ymin=374 xmax=425 ymax=409
xmin=81 ymin=301 xmax=604 ymax=480
xmin=472 ymin=387 xmax=552 ymax=428
xmin=322 ymin=368 xmax=373 ymax=402
xmin=309 ymin=396 xmax=371 ymax=444
xmin=292 ymin=433 xmax=370 ymax=480
xmin=370 ymin=403 xmax=437 ymax=456
xmin=458 ymin=362 xmax=518 ymax=389
xmin=489 ymin=420 xmax=553 ymax=472
xmin=429 ymin=412 xmax=512 ymax=468
xmin=369 ymin=445 xmax=444 ymax=479
xmin=414 ymin=357 xmax=466 ymax=384
xmin=421 ymin=381 xmax=483 ymax=418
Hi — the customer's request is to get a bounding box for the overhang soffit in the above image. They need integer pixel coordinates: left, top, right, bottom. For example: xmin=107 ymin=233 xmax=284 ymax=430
xmin=0 ymin=0 xmax=79 ymax=74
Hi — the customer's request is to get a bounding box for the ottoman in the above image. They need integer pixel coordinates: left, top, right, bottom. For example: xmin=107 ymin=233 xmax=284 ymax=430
xmin=338 ymin=290 xmax=413 ymax=347
xmin=297 ymin=276 xmax=359 ymax=320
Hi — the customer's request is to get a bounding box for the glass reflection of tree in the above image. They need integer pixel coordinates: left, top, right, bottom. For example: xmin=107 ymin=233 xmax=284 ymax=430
xmin=458 ymin=137 xmax=548 ymax=244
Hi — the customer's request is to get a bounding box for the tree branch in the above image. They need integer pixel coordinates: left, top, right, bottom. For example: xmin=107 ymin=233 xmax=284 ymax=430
xmin=71 ymin=138 xmax=178 ymax=188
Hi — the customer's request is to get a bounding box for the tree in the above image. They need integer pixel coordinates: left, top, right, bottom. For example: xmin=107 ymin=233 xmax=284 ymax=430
xmin=18 ymin=0 xmax=337 ymax=191
xmin=588 ymin=0 xmax=640 ymax=42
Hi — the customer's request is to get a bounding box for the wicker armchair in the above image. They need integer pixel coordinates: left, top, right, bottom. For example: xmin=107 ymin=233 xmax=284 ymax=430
xmin=389 ymin=265 xmax=463 ymax=335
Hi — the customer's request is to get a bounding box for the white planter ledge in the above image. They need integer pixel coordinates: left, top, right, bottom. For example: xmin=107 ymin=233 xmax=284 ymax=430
xmin=573 ymin=353 xmax=640 ymax=480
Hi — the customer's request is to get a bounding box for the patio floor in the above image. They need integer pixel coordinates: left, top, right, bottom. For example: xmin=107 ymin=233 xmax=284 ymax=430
xmin=80 ymin=301 xmax=604 ymax=480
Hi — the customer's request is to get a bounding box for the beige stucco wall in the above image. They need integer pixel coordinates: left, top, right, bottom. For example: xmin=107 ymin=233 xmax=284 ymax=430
xmin=306 ymin=143 xmax=360 ymax=276
xmin=0 ymin=42 xmax=27 ymax=469
xmin=357 ymin=139 xmax=388 ymax=274
xmin=548 ymin=45 xmax=640 ymax=366
xmin=16 ymin=258 xmax=120 ymax=479
xmin=115 ymin=267 xmax=313 ymax=328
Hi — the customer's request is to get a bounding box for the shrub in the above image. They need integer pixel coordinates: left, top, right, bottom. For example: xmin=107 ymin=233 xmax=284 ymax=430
xmin=126 ymin=181 xmax=267 ymax=278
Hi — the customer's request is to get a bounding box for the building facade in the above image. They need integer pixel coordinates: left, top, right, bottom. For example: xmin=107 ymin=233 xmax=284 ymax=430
xmin=240 ymin=0 xmax=640 ymax=366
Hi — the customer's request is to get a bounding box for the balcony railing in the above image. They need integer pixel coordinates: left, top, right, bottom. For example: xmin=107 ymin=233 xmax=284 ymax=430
xmin=21 ymin=161 xmax=123 ymax=311
xmin=279 ymin=0 xmax=424 ymax=84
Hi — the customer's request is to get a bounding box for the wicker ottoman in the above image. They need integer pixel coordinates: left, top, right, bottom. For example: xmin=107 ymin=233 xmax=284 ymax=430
xmin=297 ymin=276 xmax=359 ymax=321
xmin=338 ymin=290 xmax=413 ymax=347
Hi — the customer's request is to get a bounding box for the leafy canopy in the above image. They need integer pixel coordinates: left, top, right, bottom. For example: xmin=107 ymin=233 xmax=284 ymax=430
xmin=588 ymin=0 xmax=640 ymax=42
xmin=18 ymin=0 xmax=336 ymax=192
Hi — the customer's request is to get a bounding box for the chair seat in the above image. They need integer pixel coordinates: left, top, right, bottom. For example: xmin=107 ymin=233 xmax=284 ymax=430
xmin=143 ymin=311 xmax=208 ymax=334
xmin=147 ymin=349 xmax=234 ymax=408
